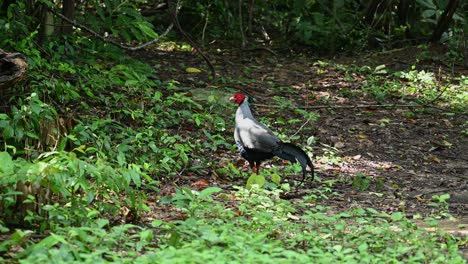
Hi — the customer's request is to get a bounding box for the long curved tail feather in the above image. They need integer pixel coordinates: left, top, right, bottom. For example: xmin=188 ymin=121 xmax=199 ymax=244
xmin=276 ymin=143 xmax=314 ymax=184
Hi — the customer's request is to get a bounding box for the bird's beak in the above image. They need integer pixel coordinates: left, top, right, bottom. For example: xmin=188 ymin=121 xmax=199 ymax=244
xmin=229 ymin=96 xmax=236 ymax=102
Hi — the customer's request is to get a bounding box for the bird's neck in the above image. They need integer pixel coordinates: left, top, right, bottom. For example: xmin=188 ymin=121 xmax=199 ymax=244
xmin=236 ymin=100 xmax=255 ymax=120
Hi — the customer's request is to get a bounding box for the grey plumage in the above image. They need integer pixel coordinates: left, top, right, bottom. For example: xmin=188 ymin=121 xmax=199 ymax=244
xmin=231 ymin=93 xmax=314 ymax=184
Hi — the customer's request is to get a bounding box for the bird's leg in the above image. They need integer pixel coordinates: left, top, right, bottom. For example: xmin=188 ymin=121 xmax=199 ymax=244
xmin=249 ymin=162 xmax=257 ymax=174
xmin=250 ymin=162 xmax=261 ymax=174
xmin=251 ymin=166 xmax=256 ymax=174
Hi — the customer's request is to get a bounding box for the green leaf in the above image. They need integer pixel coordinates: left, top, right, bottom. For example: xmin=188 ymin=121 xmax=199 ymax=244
xmin=139 ymin=229 xmax=154 ymax=242
xmin=168 ymin=231 xmax=181 ymax=247
xmin=128 ymin=167 xmax=141 ymax=187
xmin=391 ymin=212 xmax=404 ymax=222
xmin=358 ymin=242 xmax=368 ymax=252
xmin=439 ymin=193 xmax=450 ymax=201
xmin=87 ymin=210 xmax=100 ymax=218
xmin=246 ymin=174 xmax=266 ymax=189
xmin=137 ymin=22 xmax=158 ymax=38
xmin=422 ymin=9 xmax=436 ymax=18
xmin=271 ymin=174 xmax=281 ymax=185
xmin=95 ymin=219 xmax=110 ymax=228
xmin=3 ymin=125 xmax=14 ymax=139
xmin=0 ymin=152 xmax=14 ymax=174
xmin=151 ymin=220 xmax=163 ymax=227
xmin=198 ymin=187 xmax=222 ymax=200
xmin=416 ymin=0 xmax=436 ymax=9
xmin=17 ymin=234 xmax=63 ymax=259
xmin=333 ymin=245 xmax=343 ymax=252
xmin=366 ymin=207 xmax=379 ymax=215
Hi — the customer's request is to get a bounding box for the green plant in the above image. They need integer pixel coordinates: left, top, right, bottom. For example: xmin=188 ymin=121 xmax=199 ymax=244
xmin=303 ymin=179 xmax=338 ymax=203
xmin=1 ymin=2 xmax=466 ymax=262
xmin=0 ymin=93 xmax=58 ymax=157
xmin=164 ymin=186 xmax=222 ymax=218
xmin=352 ymin=172 xmax=372 ymax=192
xmin=461 ymin=121 xmax=468 ymax=136
xmin=0 ymin=150 xmax=150 ymax=230
xmin=318 ymin=144 xmax=344 ymax=166
xmin=429 ymin=193 xmax=453 ymax=219
xmin=2 ymin=183 xmax=465 ymax=262
xmin=6 ymin=219 xmax=160 ymax=262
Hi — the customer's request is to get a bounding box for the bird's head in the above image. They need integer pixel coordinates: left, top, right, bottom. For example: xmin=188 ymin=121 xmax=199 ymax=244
xmin=229 ymin=93 xmax=246 ymax=105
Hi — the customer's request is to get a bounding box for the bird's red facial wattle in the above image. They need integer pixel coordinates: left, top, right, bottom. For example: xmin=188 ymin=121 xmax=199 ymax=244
xmin=230 ymin=93 xmax=246 ymax=105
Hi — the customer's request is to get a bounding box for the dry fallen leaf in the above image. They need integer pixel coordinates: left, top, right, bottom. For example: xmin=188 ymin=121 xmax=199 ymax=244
xmin=426 ymin=155 xmax=441 ymax=163
xmin=358 ymin=134 xmax=368 ymax=139
xmin=186 ymin=67 xmax=202 ymax=73
xmin=334 ymin=141 xmax=345 ymax=149
xmin=191 ymin=179 xmax=210 ymax=189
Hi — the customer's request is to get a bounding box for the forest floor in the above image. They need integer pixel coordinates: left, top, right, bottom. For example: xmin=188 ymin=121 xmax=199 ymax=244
xmin=135 ymin=46 xmax=467 ymax=255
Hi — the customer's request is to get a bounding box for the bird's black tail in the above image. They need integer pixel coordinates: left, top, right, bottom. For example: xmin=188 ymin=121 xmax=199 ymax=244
xmin=276 ymin=143 xmax=314 ymax=184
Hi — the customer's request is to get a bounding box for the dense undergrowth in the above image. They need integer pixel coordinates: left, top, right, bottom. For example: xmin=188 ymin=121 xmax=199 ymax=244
xmin=1 ymin=4 xmax=467 ymax=262
xmin=0 ymin=39 xmax=466 ymax=262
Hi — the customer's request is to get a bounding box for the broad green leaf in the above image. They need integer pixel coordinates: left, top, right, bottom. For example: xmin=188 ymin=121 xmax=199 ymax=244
xmin=137 ymin=22 xmax=158 ymax=38
xmin=358 ymin=242 xmax=368 ymax=252
xmin=139 ymin=229 xmax=154 ymax=241
xmin=168 ymin=231 xmax=181 ymax=247
xmin=391 ymin=212 xmax=404 ymax=222
xmin=87 ymin=210 xmax=100 ymax=218
xmin=151 ymin=220 xmax=163 ymax=227
xmin=416 ymin=0 xmax=436 ymax=9
xmin=246 ymin=174 xmax=266 ymax=189
xmin=17 ymin=233 xmax=64 ymax=258
xmin=271 ymin=173 xmax=281 ymax=185
xmin=3 ymin=125 xmax=14 ymax=139
xmin=422 ymin=9 xmax=436 ymax=18
xmin=198 ymin=187 xmax=222 ymax=200
xmin=128 ymin=167 xmax=141 ymax=187
xmin=0 ymin=152 xmax=13 ymax=174
xmin=95 ymin=219 xmax=110 ymax=228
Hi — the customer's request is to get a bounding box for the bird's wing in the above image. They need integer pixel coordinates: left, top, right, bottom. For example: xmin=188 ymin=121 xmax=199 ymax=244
xmin=236 ymin=118 xmax=280 ymax=152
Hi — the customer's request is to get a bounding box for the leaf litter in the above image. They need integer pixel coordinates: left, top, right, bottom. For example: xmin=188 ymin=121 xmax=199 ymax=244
xmin=134 ymin=46 xmax=467 ymax=256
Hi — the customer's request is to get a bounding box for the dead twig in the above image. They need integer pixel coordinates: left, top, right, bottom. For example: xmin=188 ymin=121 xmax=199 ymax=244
xmin=169 ymin=0 xmax=216 ymax=79
xmin=253 ymin=102 xmax=435 ymax=110
xmin=241 ymin=47 xmax=277 ymax=57
xmin=280 ymin=191 xmax=310 ymax=200
xmin=291 ymin=117 xmax=313 ymax=138
xmin=238 ymin=0 xmax=246 ymax=48
xmin=413 ymin=187 xmax=468 ymax=198
xmin=47 ymin=5 xmax=174 ymax=51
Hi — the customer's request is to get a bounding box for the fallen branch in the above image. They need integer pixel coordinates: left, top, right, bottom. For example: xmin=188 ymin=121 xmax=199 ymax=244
xmin=412 ymin=187 xmax=468 ymax=198
xmin=291 ymin=117 xmax=313 ymax=138
xmin=241 ymin=47 xmax=278 ymax=57
xmin=169 ymin=0 xmax=216 ymax=79
xmin=46 ymin=5 xmax=174 ymax=51
xmin=280 ymin=191 xmax=310 ymax=200
xmin=253 ymin=102 xmax=436 ymax=110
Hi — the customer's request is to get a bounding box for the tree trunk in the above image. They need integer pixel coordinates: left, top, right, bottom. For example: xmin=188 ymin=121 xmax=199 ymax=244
xmin=397 ymin=0 xmax=409 ymax=25
xmin=0 ymin=0 xmax=15 ymax=16
xmin=430 ymin=0 xmax=460 ymax=43
xmin=61 ymin=0 xmax=75 ymax=35
xmin=38 ymin=6 xmax=54 ymax=44
xmin=397 ymin=0 xmax=412 ymax=38
xmin=363 ymin=0 xmax=385 ymax=26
